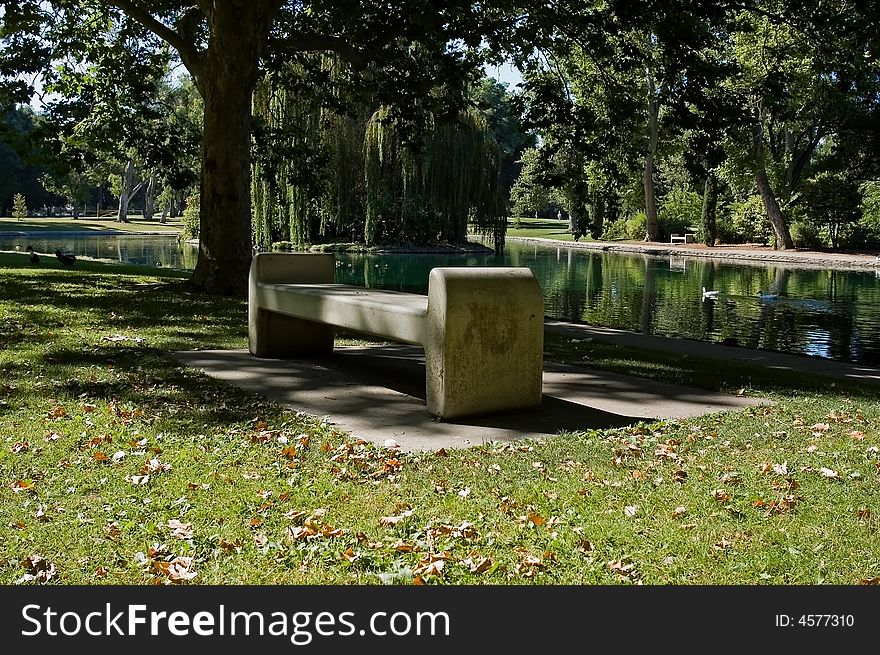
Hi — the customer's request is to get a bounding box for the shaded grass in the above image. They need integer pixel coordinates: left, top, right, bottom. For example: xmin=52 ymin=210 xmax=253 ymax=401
xmin=1 ymin=253 xmax=879 ymax=585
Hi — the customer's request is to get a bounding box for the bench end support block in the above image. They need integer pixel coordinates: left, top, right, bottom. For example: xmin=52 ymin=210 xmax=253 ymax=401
xmin=425 ymin=267 xmax=543 ymax=420
xmin=248 ymin=253 xmax=336 ymax=357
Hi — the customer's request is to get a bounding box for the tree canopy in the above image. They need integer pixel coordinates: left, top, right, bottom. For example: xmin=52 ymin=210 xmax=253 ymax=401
xmin=3 ymin=0 xmax=880 ymax=294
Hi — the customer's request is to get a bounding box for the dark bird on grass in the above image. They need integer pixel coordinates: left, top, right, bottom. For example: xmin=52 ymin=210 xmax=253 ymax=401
xmin=26 ymin=245 xmax=39 ymax=264
xmin=55 ymin=250 xmax=76 ymax=267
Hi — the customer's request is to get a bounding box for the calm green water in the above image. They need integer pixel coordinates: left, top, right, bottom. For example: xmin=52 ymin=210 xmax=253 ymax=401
xmin=335 ymin=243 xmax=880 ymax=365
xmin=1 ymin=234 xmax=200 ymax=270
xmin=5 ymin=235 xmax=880 ymax=365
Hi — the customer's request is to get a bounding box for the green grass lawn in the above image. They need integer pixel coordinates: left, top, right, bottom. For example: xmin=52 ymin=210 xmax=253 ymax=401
xmin=0 ymin=215 xmax=182 ymax=234
xmin=1 ymin=250 xmax=879 ymax=584
xmin=505 ymin=217 xmax=583 ymax=242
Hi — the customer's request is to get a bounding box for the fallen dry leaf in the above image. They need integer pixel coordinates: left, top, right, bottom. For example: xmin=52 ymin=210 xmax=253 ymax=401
xmin=284 ymin=510 xmax=308 ymax=522
xmin=772 ymin=462 xmax=788 ymax=476
xmin=608 ymin=560 xmax=636 ymax=578
xmin=527 ymin=512 xmax=546 ymax=527
xmin=672 ymin=506 xmax=687 ymax=518
xmin=11 ymin=479 xmax=34 ymax=493
xmin=379 ymin=509 xmax=413 ymax=526
xmin=341 ymin=547 xmax=358 ymax=564
xmin=16 ymin=554 xmax=57 ymax=584
xmin=140 ymin=458 xmax=171 ymax=475
xmin=712 ymin=489 xmax=730 ymax=503
xmin=461 ymin=556 xmax=493 ymax=573
xmin=166 ymin=519 xmax=194 ymax=540
xmin=624 ymin=505 xmax=638 ymax=517
xmin=819 ymin=467 xmax=839 ymax=479
xmin=11 ymin=442 xmax=29 ymax=454
xmin=151 ymin=556 xmax=197 ymax=584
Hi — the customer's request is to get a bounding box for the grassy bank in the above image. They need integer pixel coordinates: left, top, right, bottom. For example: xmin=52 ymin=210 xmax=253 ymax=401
xmin=505 ymin=217 xmax=582 ymax=242
xmin=1 ymin=251 xmax=879 ymax=584
xmin=0 ymin=216 xmax=182 ymax=234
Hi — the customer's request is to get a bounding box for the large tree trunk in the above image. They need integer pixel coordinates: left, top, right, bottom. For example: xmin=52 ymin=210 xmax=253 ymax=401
xmin=643 ymin=90 xmax=660 ymax=242
xmin=143 ymin=176 xmax=157 ymax=221
xmin=701 ymin=172 xmax=718 ymax=246
xmin=116 ymin=160 xmax=133 ymax=223
xmin=751 ymin=104 xmax=794 ymax=250
xmin=189 ymin=3 xmax=280 ymax=296
xmin=189 ymin=69 xmax=257 ymax=296
xmin=589 ymin=191 xmax=605 ymax=239
xmin=755 ymin=166 xmax=794 ymax=250
xmin=116 ymin=159 xmax=142 ymax=223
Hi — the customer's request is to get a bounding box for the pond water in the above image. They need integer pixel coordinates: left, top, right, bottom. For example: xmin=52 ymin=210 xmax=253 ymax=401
xmin=5 ymin=234 xmax=880 ymax=366
xmin=1 ymin=234 xmax=200 ymax=270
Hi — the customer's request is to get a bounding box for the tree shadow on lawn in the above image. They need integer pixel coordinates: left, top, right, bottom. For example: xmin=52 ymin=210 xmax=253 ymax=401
xmin=3 ymin=274 xmax=245 ymax=344
xmin=40 ymin=345 xmax=293 ymax=432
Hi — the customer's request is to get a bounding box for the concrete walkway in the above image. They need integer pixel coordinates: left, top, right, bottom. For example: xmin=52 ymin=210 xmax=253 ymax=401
xmin=545 ymin=319 xmax=880 ymax=385
xmin=174 ymin=345 xmax=767 ymax=452
xmin=506 ymin=236 xmax=880 ymax=273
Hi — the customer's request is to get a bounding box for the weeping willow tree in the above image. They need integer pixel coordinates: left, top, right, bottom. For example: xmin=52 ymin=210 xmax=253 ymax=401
xmin=364 ymin=106 xmax=506 ymax=249
xmin=252 ymin=56 xmax=355 ymax=250
xmin=252 ymin=61 xmax=506 ymax=251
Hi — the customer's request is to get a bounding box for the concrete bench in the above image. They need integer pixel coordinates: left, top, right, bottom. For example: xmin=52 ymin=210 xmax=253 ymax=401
xmin=248 ymin=253 xmax=544 ymax=420
xmin=670 ymin=233 xmax=695 ymax=244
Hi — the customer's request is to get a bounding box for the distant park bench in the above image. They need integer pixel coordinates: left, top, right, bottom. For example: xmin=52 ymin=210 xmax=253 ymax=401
xmin=248 ymin=253 xmax=544 ymax=420
xmin=670 ymin=233 xmax=696 ymax=244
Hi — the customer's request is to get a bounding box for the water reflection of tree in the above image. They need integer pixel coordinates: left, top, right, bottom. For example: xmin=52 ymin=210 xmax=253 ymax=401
xmin=640 ymin=255 xmax=656 ymax=334
xmin=748 ymin=267 xmax=788 ymax=350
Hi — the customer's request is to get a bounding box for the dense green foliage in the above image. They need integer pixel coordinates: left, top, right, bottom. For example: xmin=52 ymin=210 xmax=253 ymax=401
xmin=512 ymin=0 xmax=880 ymax=250
xmin=2 ymin=1 xmax=880 ymax=294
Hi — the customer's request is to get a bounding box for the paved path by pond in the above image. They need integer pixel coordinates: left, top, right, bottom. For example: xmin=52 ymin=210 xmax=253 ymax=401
xmin=545 ymin=320 xmax=880 ymax=386
xmin=174 ymin=345 xmax=767 ymax=452
xmin=506 ymin=236 xmax=880 ymax=273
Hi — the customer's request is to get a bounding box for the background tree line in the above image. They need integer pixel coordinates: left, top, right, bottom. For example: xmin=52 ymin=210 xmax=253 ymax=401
xmin=2 ymin=1 xmax=879 ymax=296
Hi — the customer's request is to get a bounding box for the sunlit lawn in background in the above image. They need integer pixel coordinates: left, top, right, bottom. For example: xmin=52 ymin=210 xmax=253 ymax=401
xmin=0 ymin=215 xmax=182 ymax=234
xmin=505 ymin=217 xmax=581 ymax=242
xmin=1 ymin=251 xmax=879 ymax=585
